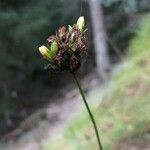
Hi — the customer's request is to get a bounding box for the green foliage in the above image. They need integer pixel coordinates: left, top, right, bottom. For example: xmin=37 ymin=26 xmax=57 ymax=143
xmin=102 ymin=0 xmax=150 ymax=12
xmin=128 ymin=14 xmax=150 ymax=56
xmin=102 ymin=0 xmax=150 ymax=51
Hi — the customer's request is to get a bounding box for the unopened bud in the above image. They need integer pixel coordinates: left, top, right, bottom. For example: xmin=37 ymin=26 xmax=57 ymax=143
xmin=50 ymin=41 xmax=58 ymax=59
xmin=76 ymin=16 xmax=85 ymax=31
xmin=68 ymin=25 xmax=73 ymax=32
xmin=38 ymin=45 xmax=51 ymax=61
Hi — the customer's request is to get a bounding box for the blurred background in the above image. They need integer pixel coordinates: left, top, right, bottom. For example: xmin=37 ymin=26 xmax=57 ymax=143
xmin=0 ymin=0 xmax=150 ymax=149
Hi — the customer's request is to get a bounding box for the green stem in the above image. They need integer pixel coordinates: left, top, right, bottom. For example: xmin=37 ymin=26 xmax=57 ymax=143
xmin=72 ymin=73 xmax=103 ymax=150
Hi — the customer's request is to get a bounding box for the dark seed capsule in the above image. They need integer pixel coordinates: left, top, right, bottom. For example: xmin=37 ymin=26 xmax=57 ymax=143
xmin=69 ymin=55 xmax=80 ymax=72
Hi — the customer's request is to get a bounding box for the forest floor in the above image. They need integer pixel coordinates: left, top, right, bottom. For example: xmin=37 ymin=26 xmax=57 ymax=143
xmin=1 ymin=72 xmax=102 ymax=150
xmin=1 ymin=52 xmax=150 ymax=150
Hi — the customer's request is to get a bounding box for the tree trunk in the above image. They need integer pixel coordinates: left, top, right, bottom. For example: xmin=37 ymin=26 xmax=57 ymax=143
xmin=88 ymin=0 xmax=110 ymax=79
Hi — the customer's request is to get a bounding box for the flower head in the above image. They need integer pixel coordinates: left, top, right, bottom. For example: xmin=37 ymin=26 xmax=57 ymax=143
xmin=38 ymin=45 xmax=51 ymax=60
xmin=38 ymin=16 xmax=87 ymax=73
xmin=76 ymin=16 xmax=85 ymax=31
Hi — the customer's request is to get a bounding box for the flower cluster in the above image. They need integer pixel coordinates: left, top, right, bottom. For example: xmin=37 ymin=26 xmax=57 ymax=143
xmin=38 ymin=16 xmax=87 ymax=73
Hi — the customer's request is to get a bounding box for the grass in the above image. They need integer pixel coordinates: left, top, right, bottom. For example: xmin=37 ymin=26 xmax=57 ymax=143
xmin=43 ymin=14 xmax=150 ymax=150
xmin=128 ymin=13 xmax=150 ymax=57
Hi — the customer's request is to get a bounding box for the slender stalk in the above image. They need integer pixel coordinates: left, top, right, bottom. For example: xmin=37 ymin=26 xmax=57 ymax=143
xmin=72 ymin=73 xmax=103 ymax=150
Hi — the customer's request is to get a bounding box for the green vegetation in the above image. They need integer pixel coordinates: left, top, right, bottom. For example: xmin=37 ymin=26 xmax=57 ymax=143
xmin=128 ymin=14 xmax=150 ymax=57
xmin=43 ymin=15 xmax=150 ymax=150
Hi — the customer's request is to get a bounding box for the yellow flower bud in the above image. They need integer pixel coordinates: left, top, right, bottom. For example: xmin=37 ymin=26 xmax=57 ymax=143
xmin=76 ymin=16 xmax=85 ymax=31
xmin=38 ymin=45 xmax=51 ymax=61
